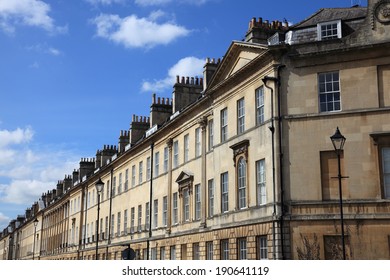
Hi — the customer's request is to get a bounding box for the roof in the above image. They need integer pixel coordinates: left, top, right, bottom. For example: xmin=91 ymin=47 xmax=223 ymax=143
xmin=291 ymin=6 xmax=367 ymax=29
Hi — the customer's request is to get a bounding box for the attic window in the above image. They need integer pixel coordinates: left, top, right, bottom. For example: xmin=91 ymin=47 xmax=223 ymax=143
xmin=317 ymin=20 xmax=341 ymax=40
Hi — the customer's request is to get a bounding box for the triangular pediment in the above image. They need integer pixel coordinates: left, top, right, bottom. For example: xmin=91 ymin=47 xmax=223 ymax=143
xmin=175 ymin=171 xmax=194 ymax=184
xmin=207 ymin=41 xmax=269 ymax=90
xmin=229 ymin=51 xmax=259 ymax=76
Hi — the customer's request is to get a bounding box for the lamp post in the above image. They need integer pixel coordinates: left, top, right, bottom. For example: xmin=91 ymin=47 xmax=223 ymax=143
xmin=330 ymin=127 xmax=346 ymax=260
xmin=33 ymin=218 xmax=38 ymax=260
xmin=95 ymin=178 xmax=104 ymax=260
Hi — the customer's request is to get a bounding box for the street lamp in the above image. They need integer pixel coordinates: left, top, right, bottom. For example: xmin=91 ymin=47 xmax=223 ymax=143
xmin=33 ymin=218 xmax=38 ymax=260
xmin=95 ymin=178 xmax=104 ymax=260
xmin=330 ymin=127 xmax=346 ymax=260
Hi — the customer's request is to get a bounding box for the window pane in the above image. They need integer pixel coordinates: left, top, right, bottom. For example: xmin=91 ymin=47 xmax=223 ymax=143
xmin=256 ymin=86 xmax=265 ymax=126
xmin=257 ymin=159 xmax=266 ymax=205
xmin=221 ymin=108 xmax=228 ymax=142
xmin=318 ymin=71 xmax=341 ymax=112
xmin=238 ymin=158 xmax=246 ymax=209
xmin=326 ymin=82 xmax=333 ymax=92
xmin=221 ymin=172 xmax=229 ymax=212
xmin=258 ymin=236 xmax=268 ymax=259
xmin=238 ymin=238 xmax=247 ymax=260
xmin=220 ymin=239 xmax=229 ymax=260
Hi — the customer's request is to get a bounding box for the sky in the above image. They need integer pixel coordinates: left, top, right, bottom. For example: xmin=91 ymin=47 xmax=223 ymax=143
xmin=0 ymin=0 xmax=368 ymax=230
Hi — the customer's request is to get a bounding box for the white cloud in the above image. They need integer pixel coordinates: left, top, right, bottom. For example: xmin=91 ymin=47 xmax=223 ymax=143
xmin=135 ymin=0 xmax=209 ymax=6
xmin=0 ymin=0 xmax=64 ymax=33
xmin=48 ymin=47 xmax=62 ymax=56
xmin=0 ymin=126 xmax=79 ymax=208
xmin=26 ymin=43 xmax=63 ymax=56
xmin=85 ymin=0 xmax=125 ymax=5
xmin=0 ymin=126 xmax=34 ymax=148
xmin=91 ymin=12 xmax=190 ymax=49
xmin=142 ymin=56 xmax=204 ymax=92
xmin=0 ymin=211 xmax=10 ymax=230
xmin=135 ymin=0 xmax=171 ymax=5
xmin=148 ymin=9 xmax=167 ymax=21
xmin=1 ymin=180 xmax=53 ymax=205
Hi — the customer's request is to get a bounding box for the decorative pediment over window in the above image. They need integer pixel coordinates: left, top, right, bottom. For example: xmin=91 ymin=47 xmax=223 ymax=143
xmin=230 ymin=140 xmax=250 ymax=166
xmin=176 ymin=171 xmax=194 ymax=193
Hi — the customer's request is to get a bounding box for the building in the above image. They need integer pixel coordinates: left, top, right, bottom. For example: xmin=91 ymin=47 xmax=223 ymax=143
xmin=1 ymin=0 xmax=390 ymax=260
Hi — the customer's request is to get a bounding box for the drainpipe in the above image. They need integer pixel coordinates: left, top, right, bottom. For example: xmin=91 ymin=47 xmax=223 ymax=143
xmin=263 ymin=64 xmax=286 ymax=260
xmin=106 ymin=168 xmax=114 ymax=259
xmin=276 ymin=65 xmax=286 ymax=260
xmin=147 ymin=143 xmax=154 ymax=260
xmin=81 ymin=185 xmax=88 ymax=260
xmin=263 ymin=76 xmax=277 ymax=260
xmin=200 ymin=117 xmax=208 ymax=228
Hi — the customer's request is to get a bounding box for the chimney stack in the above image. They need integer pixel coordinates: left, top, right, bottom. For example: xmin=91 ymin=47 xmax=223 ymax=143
xmin=150 ymin=93 xmax=173 ymax=127
xmin=79 ymin=158 xmax=96 ymax=180
xmin=129 ymin=114 xmax=150 ymax=145
xmin=245 ymin=17 xmax=288 ymax=44
xmin=118 ymin=130 xmax=130 ymax=153
xmin=172 ymin=75 xmax=203 ymax=114
xmin=203 ymin=58 xmax=220 ymax=90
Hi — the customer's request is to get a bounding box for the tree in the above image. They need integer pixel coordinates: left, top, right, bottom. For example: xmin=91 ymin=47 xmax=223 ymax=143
xmin=296 ymin=233 xmax=320 ymax=260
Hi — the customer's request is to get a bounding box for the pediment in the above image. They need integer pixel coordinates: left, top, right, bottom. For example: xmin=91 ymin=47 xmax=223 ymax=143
xmin=207 ymin=41 xmax=269 ymax=90
xmin=229 ymin=51 xmax=259 ymax=77
xmin=175 ymin=171 xmax=194 ymax=184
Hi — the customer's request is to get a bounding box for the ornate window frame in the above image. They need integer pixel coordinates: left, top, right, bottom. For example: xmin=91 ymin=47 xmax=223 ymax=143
xmin=230 ymin=140 xmax=250 ymax=209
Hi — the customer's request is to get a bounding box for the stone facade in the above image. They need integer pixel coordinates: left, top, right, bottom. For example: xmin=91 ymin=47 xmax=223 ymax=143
xmin=1 ymin=0 xmax=390 ymax=260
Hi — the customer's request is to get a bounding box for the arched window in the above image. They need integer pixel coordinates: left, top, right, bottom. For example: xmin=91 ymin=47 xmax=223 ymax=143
xmin=238 ymin=157 xmax=247 ymax=209
xmin=230 ymin=140 xmax=250 ymax=210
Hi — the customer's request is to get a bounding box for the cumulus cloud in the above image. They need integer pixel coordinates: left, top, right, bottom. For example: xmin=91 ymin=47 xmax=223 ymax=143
xmin=0 ymin=0 xmax=65 ymax=34
xmin=0 ymin=126 xmax=79 ymax=218
xmin=91 ymin=11 xmax=190 ymax=49
xmin=0 ymin=126 xmax=34 ymax=148
xmin=1 ymin=180 xmax=53 ymax=205
xmin=142 ymin=56 xmax=204 ymax=92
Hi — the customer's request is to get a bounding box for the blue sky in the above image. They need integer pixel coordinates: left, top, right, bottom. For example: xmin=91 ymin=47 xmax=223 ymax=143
xmin=0 ymin=0 xmax=367 ymax=230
